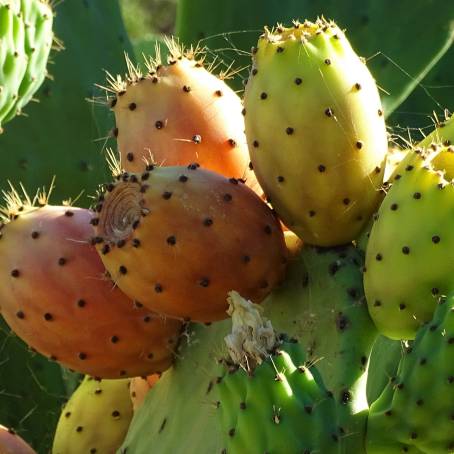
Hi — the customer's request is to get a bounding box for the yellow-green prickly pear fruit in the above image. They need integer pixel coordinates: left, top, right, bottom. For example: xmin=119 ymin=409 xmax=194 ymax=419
xmin=365 ymin=144 xmax=454 ymax=339
xmin=244 ymin=18 xmax=388 ymax=246
xmin=52 ymin=376 xmax=133 ymax=454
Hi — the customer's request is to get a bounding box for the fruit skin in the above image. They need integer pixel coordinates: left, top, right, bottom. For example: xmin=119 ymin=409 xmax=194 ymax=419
xmin=94 ymin=165 xmax=287 ymax=322
xmin=364 ymin=144 xmax=454 ymax=339
xmin=52 ymin=376 xmax=133 ymax=454
xmin=119 ymin=244 xmax=372 ymax=453
xmin=0 ymin=0 xmax=53 ymax=129
xmin=244 ymin=19 xmax=387 ymax=246
xmin=0 ymin=203 xmax=182 ymax=378
xmin=108 ymin=41 xmax=260 ymax=194
xmin=0 ymin=425 xmax=36 ymax=454
xmin=367 ymin=293 xmax=454 ymax=454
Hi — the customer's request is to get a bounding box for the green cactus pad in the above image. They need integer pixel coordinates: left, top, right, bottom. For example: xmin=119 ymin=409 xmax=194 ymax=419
xmin=365 ymin=144 xmax=454 ymax=339
xmin=0 ymin=0 xmax=53 ymax=130
xmin=243 ymin=19 xmax=387 ymax=246
xmin=367 ymin=293 xmax=454 ymax=453
xmin=216 ymin=292 xmax=357 ymax=454
xmin=120 ymin=244 xmax=375 ymax=453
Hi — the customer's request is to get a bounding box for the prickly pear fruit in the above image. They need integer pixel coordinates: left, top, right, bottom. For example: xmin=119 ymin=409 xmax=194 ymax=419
xmin=52 ymin=376 xmax=133 ymax=454
xmin=244 ymin=18 xmax=387 ymax=246
xmin=130 ymin=374 xmax=160 ymax=411
xmin=367 ymin=293 xmax=454 ymax=453
xmin=107 ymin=39 xmax=260 ymax=193
xmin=0 ymin=0 xmax=54 ymax=129
xmin=217 ymin=292 xmax=361 ymax=454
xmin=0 ymin=189 xmax=182 ymax=378
xmin=0 ymin=426 xmax=36 ymax=454
xmin=94 ymin=165 xmax=287 ymax=322
xmin=365 ymin=144 xmax=454 ymax=339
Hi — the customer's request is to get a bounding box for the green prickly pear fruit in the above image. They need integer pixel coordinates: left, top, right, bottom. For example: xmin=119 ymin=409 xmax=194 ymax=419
xmin=364 ymin=144 xmax=454 ymax=339
xmin=94 ymin=165 xmax=287 ymax=322
xmin=265 ymin=244 xmax=375 ymax=452
xmin=244 ymin=18 xmax=388 ymax=246
xmin=0 ymin=426 xmax=36 ymax=454
xmin=0 ymin=0 xmax=54 ymax=130
xmin=107 ymin=39 xmax=260 ymax=194
xmin=0 ymin=187 xmax=182 ymax=378
xmin=367 ymin=293 xmax=454 ymax=453
xmin=217 ymin=292 xmax=358 ymax=454
xmin=52 ymin=376 xmax=133 ymax=454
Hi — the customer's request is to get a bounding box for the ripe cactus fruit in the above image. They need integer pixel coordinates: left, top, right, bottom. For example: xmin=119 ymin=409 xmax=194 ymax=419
xmin=130 ymin=374 xmax=160 ymax=411
xmin=367 ymin=294 xmax=454 ymax=453
xmin=0 ymin=425 xmax=36 ymax=454
xmin=94 ymin=165 xmax=287 ymax=322
xmin=217 ymin=292 xmax=361 ymax=454
xmin=0 ymin=187 xmax=182 ymax=378
xmin=0 ymin=0 xmax=54 ymax=129
xmin=52 ymin=376 xmax=133 ymax=454
xmin=244 ymin=18 xmax=387 ymax=246
xmin=364 ymin=144 xmax=454 ymax=339
xmin=106 ymin=39 xmax=260 ymax=194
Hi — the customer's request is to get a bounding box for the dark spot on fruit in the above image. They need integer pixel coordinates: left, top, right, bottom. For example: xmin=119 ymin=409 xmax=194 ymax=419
xmin=119 ymin=265 xmax=127 ymax=275
xmin=325 ymin=108 xmax=333 ymax=117
xmin=128 ymin=103 xmax=136 ymax=111
xmin=16 ymin=311 xmax=25 ymax=319
xmin=163 ymin=191 xmax=172 ymax=200
xmin=391 ymin=203 xmax=398 ymax=210
xmin=264 ymin=225 xmax=272 ymax=234
xmin=286 ymin=127 xmax=294 ymax=135
xmin=203 ymin=218 xmax=213 ymax=227
xmin=402 ymin=246 xmax=410 ymax=254
xmin=155 ymin=120 xmax=163 ymax=129
xmin=294 ymin=77 xmax=302 ymax=85
xmin=309 ymin=210 xmax=316 ymax=217
xmin=77 ymin=299 xmax=86 ymax=308
xmin=78 ymin=353 xmax=87 ymax=360
xmin=260 ymin=92 xmax=268 ymax=100
xmin=58 ymin=257 xmax=66 ymax=266
xmin=277 ymin=176 xmax=284 ymax=182
xmin=199 ymin=278 xmax=210 ymax=287
xmin=356 ymin=141 xmax=363 ymax=149
xmin=117 ymin=239 xmax=126 ymax=248
xmin=343 ymin=198 xmax=350 ymax=205
xmin=432 ymin=235 xmax=440 ymax=243
xmin=126 ymin=152 xmax=134 ymax=162
xmin=376 ymin=253 xmax=382 ymax=261
xmin=11 ymin=269 xmax=20 ymax=277
xmin=155 ymin=284 xmax=163 ymax=293
xmin=399 ymin=303 xmax=406 ymax=310
xmin=183 ymin=85 xmax=191 ymax=92
xmin=223 ymin=194 xmax=232 ymax=202
xmin=318 ymin=164 xmax=326 ymax=172
xmin=215 ymin=90 xmax=222 ymax=97
xmin=167 ymin=235 xmax=176 ymax=246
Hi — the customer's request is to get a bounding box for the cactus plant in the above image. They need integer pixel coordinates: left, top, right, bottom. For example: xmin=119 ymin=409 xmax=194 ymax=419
xmin=0 ymin=0 xmax=54 ymax=130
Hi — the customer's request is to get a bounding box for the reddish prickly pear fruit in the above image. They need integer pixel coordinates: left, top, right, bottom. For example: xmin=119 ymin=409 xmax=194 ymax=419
xmin=52 ymin=376 xmax=133 ymax=454
xmin=130 ymin=374 xmax=160 ymax=411
xmin=94 ymin=165 xmax=287 ymax=322
xmin=0 ymin=188 xmax=182 ymax=378
xmin=0 ymin=426 xmax=36 ymax=454
xmin=244 ymin=18 xmax=388 ymax=246
xmin=106 ymin=39 xmax=260 ymax=194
